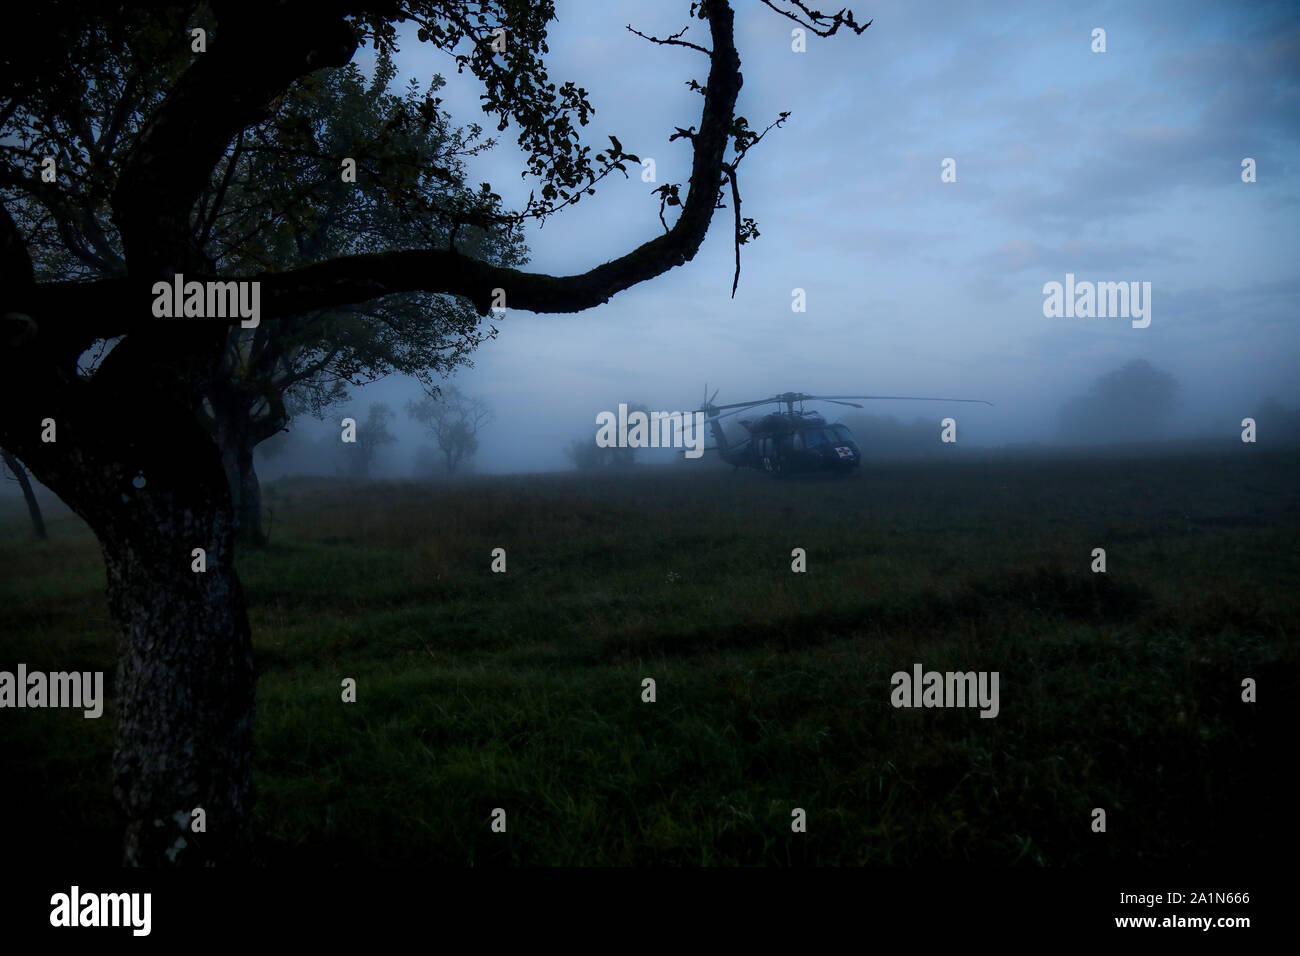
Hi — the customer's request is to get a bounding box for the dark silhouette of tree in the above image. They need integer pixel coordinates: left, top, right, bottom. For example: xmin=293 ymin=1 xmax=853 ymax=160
xmin=406 ymin=385 xmax=491 ymax=474
xmin=1056 ymin=359 xmax=1180 ymax=444
xmin=6 ymin=40 xmax=526 ymax=546
xmin=191 ymin=48 xmax=524 ymax=543
xmin=0 ymin=0 xmax=868 ymax=865
xmin=349 ymin=402 xmax=398 ymax=478
xmin=1 ymin=447 xmax=47 ymax=539
xmin=565 ymin=401 xmax=650 ymax=468
xmin=566 ymin=436 xmax=609 ymax=469
xmin=1255 ymin=395 xmax=1300 ymax=441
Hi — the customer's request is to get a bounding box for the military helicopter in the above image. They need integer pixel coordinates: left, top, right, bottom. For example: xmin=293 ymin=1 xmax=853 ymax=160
xmin=699 ymin=389 xmax=993 ymax=475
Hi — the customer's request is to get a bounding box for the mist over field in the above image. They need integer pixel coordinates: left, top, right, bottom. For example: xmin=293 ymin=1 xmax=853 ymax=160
xmin=8 ymin=0 xmax=1297 ymax=490
xmin=281 ymin=0 xmax=1299 ymax=477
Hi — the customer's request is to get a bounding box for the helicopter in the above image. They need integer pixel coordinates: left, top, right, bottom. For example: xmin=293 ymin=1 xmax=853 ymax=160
xmin=698 ymin=389 xmax=993 ymax=475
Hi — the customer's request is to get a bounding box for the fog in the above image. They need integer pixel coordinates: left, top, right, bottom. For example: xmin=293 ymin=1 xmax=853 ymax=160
xmin=261 ymin=0 xmax=1299 ymax=480
xmin=10 ymin=0 xmax=1300 ymax=491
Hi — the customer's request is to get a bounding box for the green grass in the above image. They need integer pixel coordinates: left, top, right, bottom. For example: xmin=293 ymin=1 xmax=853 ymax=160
xmin=1 ymin=445 xmax=1296 ymax=865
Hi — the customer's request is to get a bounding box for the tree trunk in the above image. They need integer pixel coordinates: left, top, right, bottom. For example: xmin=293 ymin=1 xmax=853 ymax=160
xmin=220 ymin=432 xmax=265 ymax=546
xmin=219 ymin=433 xmax=243 ymax=519
xmin=1 ymin=447 xmax=46 ymax=539
xmin=210 ymin=384 xmax=267 ymax=546
xmin=105 ymin=488 xmax=255 ymax=867
xmin=1 ymin=372 xmax=256 ymax=867
xmin=237 ymin=443 xmax=265 ymax=546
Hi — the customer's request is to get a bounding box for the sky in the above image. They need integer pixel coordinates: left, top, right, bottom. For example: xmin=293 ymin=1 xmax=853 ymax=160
xmin=14 ymin=0 xmax=1296 ymax=489
xmin=281 ymin=0 xmax=1298 ymax=476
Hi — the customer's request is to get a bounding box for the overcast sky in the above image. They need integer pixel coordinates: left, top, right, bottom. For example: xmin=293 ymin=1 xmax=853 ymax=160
xmin=279 ymin=1 xmax=1294 ymax=474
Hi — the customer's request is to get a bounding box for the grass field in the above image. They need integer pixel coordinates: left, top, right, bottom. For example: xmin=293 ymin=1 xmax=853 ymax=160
xmin=2 ymin=443 xmax=1296 ymax=866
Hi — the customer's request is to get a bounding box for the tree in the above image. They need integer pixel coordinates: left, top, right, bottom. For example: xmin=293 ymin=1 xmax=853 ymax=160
xmin=1056 ymin=359 xmax=1181 ymax=444
xmin=1 ymin=447 xmax=47 ymax=539
xmin=1254 ymin=395 xmax=1300 ymax=441
xmin=0 ymin=1 xmax=869 ymax=865
xmin=192 ymin=48 xmax=525 ymax=543
xmin=564 ymin=401 xmax=651 ymax=469
xmin=406 ymin=385 xmax=491 ymax=474
xmin=566 ymin=436 xmax=609 ymax=470
xmin=3 ymin=38 xmax=526 ymax=546
xmin=350 ymin=402 xmax=398 ymax=478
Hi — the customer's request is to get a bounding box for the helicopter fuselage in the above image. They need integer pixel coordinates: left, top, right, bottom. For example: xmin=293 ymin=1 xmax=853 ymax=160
xmin=716 ymin=411 xmax=861 ymax=475
xmin=697 ymin=389 xmax=991 ymax=475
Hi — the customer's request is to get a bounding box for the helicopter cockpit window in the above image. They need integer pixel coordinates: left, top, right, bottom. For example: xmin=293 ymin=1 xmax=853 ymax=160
xmin=830 ymin=425 xmax=853 ymax=444
xmin=802 ymin=428 xmax=829 ymax=447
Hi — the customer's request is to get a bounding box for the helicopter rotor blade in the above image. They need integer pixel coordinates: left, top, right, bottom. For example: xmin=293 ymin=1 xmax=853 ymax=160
xmin=708 ymin=399 xmax=772 ymax=411
xmin=700 ymin=393 xmax=995 ymax=418
xmin=706 ymin=400 xmax=782 ymax=421
xmin=705 ymin=408 xmax=748 ymax=423
xmin=807 ymin=394 xmax=995 ymax=406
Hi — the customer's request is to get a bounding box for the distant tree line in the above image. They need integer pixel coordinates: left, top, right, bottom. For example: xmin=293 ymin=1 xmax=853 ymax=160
xmin=565 ymin=402 xmax=648 ymax=469
xmin=1056 ymin=358 xmax=1179 ymax=444
xmin=252 ymin=387 xmax=494 ymax=480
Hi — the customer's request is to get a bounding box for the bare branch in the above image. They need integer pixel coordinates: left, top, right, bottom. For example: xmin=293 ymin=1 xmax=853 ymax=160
xmin=626 ymin=23 xmax=712 ymax=55
xmin=723 ymin=165 xmax=742 ymax=297
xmin=24 ymin=1 xmax=745 ymax=347
xmin=198 ymin=129 xmax=243 ymax=249
xmin=757 ymin=2 xmax=872 ymax=37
